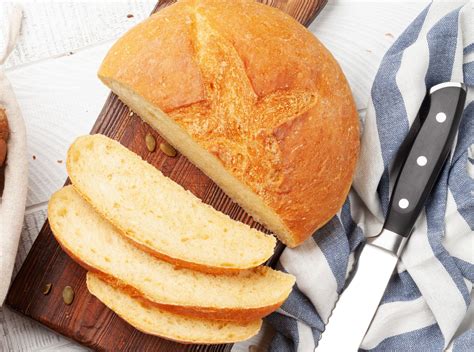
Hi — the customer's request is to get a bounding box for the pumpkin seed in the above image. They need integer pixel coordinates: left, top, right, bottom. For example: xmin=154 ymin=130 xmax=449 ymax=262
xmin=42 ymin=283 xmax=52 ymax=295
xmin=160 ymin=142 xmax=177 ymax=157
xmin=145 ymin=133 xmax=156 ymax=152
xmin=62 ymin=286 xmax=74 ymax=305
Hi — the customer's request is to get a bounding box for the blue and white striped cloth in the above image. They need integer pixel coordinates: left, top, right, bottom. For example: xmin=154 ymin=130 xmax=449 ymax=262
xmin=268 ymin=2 xmax=474 ymax=351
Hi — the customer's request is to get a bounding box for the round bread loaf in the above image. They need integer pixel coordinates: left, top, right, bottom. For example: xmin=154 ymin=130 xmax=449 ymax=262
xmin=99 ymin=0 xmax=360 ymax=247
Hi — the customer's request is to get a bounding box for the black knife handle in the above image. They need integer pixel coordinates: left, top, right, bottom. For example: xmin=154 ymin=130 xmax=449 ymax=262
xmin=383 ymin=82 xmax=467 ymax=237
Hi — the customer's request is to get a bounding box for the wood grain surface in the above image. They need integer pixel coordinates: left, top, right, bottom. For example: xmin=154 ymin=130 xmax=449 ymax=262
xmin=6 ymin=0 xmax=325 ymax=351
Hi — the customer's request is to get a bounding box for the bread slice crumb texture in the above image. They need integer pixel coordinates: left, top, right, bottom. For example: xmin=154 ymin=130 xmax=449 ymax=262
xmin=86 ymin=272 xmax=262 ymax=343
xmin=48 ymin=186 xmax=295 ymax=321
xmin=66 ymin=134 xmax=276 ymax=272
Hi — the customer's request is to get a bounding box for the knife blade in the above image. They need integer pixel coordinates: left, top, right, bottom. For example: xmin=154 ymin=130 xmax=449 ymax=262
xmin=315 ymin=81 xmax=467 ymax=352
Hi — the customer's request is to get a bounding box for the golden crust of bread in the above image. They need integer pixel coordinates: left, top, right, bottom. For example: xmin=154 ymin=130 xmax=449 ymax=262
xmin=99 ymin=0 xmax=360 ymax=247
xmin=98 ymin=1 xmax=205 ymax=112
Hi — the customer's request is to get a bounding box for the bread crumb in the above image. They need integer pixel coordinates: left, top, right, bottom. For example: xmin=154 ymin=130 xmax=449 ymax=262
xmin=385 ymin=33 xmax=394 ymax=38
xmin=57 ymin=160 xmax=63 ymax=164
xmin=127 ymin=14 xmax=134 ymax=18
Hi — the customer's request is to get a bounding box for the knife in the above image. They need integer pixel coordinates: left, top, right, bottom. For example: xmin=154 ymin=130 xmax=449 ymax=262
xmin=315 ymin=81 xmax=467 ymax=352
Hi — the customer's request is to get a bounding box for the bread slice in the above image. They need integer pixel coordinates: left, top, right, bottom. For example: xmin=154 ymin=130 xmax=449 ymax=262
xmin=49 ymin=186 xmax=295 ymax=322
xmin=66 ymin=134 xmax=275 ymax=273
xmin=86 ymin=272 xmax=262 ymax=343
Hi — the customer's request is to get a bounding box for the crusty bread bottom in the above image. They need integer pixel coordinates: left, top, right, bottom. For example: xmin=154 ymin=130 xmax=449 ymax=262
xmin=101 ymin=78 xmax=296 ymax=246
xmin=86 ymin=272 xmax=262 ymax=344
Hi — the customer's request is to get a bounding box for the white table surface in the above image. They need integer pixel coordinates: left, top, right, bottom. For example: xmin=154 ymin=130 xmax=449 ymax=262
xmin=0 ymin=1 xmax=436 ymax=351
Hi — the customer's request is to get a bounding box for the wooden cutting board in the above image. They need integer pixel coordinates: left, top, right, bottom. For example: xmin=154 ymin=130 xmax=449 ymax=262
xmin=6 ymin=1 xmax=327 ymax=351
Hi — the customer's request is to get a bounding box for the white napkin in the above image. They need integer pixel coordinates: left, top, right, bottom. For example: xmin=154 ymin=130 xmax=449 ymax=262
xmin=0 ymin=5 xmax=28 ymax=305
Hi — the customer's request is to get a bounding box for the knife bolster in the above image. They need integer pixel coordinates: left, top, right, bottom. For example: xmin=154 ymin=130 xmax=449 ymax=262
xmin=369 ymin=229 xmax=408 ymax=257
